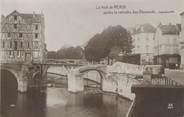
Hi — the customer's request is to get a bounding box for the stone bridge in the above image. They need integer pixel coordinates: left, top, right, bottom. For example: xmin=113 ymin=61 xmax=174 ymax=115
xmin=1 ymin=61 xmax=143 ymax=101
xmin=43 ymin=62 xmax=143 ymax=100
xmin=0 ymin=61 xmax=107 ymax=93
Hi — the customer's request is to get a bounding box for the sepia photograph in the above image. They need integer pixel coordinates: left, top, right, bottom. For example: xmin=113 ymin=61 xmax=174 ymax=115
xmin=0 ymin=0 xmax=184 ymax=117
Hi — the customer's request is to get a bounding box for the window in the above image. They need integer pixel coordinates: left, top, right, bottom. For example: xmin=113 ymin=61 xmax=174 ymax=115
xmin=10 ymin=41 xmax=12 ymax=48
xmin=19 ymin=33 xmax=23 ymax=38
xmin=20 ymin=41 xmax=23 ymax=48
xmin=8 ymin=33 xmax=11 ymax=37
xmin=2 ymin=41 xmax=5 ymax=48
xmin=14 ymin=24 xmax=17 ymax=29
xmin=10 ymin=51 xmax=14 ymax=58
xmin=14 ymin=15 xmax=17 ymax=21
xmin=14 ymin=41 xmax=17 ymax=50
xmin=35 ymin=33 xmax=38 ymax=39
xmin=17 ymin=51 xmax=19 ymax=56
xmin=35 ymin=25 xmax=38 ymax=30
xmin=33 ymin=52 xmax=39 ymax=58
xmin=21 ymin=52 xmax=24 ymax=58
xmin=34 ymin=41 xmax=39 ymax=49
xmin=27 ymin=42 xmax=29 ymax=48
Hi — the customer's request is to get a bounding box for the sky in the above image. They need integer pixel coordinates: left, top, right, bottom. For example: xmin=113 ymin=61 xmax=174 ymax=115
xmin=1 ymin=0 xmax=184 ymax=51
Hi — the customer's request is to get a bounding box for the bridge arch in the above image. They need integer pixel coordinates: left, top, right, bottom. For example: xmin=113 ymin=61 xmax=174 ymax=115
xmin=28 ymin=72 xmax=41 ymax=90
xmin=81 ymin=69 xmax=103 ymax=89
xmin=78 ymin=65 xmax=107 ymax=79
xmin=79 ymin=65 xmax=107 ymax=90
xmin=1 ymin=69 xmax=18 ymax=108
xmin=0 ymin=68 xmax=19 ymax=82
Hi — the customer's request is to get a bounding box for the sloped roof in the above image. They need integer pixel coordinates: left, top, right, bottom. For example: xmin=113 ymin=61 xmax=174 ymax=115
xmin=5 ymin=10 xmax=42 ymax=24
xmin=133 ymin=24 xmax=156 ymax=34
xmin=159 ymin=24 xmax=180 ymax=35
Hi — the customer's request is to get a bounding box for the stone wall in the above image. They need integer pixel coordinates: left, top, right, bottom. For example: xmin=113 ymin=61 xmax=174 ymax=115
xmin=102 ymin=73 xmax=140 ymax=100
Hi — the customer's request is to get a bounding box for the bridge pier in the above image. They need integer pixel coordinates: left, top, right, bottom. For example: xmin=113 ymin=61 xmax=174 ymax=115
xmin=17 ymin=65 xmax=30 ymax=93
xmin=18 ymin=79 xmax=28 ymax=92
xmin=68 ymin=70 xmax=84 ymax=93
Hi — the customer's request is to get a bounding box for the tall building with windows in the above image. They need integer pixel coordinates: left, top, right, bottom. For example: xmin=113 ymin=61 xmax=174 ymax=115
xmin=131 ymin=24 xmax=156 ymax=65
xmin=180 ymin=12 xmax=184 ymax=69
xmin=154 ymin=23 xmax=181 ymax=68
xmin=0 ymin=10 xmax=46 ymax=63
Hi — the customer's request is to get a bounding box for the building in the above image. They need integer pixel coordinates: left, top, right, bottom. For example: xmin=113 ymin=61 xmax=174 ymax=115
xmin=131 ymin=24 xmax=156 ymax=65
xmin=180 ymin=12 xmax=184 ymax=69
xmin=154 ymin=23 xmax=181 ymax=68
xmin=0 ymin=10 xmax=46 ymax=63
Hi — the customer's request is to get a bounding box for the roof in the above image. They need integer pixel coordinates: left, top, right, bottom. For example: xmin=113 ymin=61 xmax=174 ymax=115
xmin=5 ymin=10 xmax=43 ymax=24
xmin=133 ymin=24 xmax=156 ymax=34
xmin=158 ymin=24 xmax=180 ymax=35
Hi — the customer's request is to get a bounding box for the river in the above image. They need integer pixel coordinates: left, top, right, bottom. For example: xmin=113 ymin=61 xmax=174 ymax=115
xmin=2 ymin=87 xmax=131 ymax=117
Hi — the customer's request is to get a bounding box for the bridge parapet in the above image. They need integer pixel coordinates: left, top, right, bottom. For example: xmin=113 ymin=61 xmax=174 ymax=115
xmin=165 ymin=69 xmax=184 ymax=85
xmin=78 ymin=64 xmax=106 ymax=73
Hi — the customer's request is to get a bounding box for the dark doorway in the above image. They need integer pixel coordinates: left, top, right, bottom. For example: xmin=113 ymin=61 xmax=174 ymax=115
xmin=1 ymin=69 xmax=18 ymax=113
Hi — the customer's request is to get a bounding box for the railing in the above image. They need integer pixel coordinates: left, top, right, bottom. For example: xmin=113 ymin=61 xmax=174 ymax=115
xmin=151 ymin=76 xmax=181 ymax=86
xmin=165 ymin=69 xmax=184 ymax=85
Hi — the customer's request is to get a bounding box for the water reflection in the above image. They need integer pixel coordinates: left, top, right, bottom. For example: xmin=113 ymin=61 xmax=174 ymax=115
xmin=2 ymin=88 xmax=131 ymax=117
xmin=1 ymin=69 xmax=18 ymax=115
xmin=2 ymin=90 xmax=46 ymax=117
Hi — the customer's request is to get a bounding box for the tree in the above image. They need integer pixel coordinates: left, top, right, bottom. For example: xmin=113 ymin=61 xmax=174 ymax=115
xmin=109 ymin=46 xmax=122 ymax=60
xmin=47 ymin=51 xmax=57 ymax=59
xmin=84 ymin=25 xmax=132 ymax=62
xmin=57 ymin=46 xmax=83 ymax=59
xmin=47 ymin=46 xmax=83 ymax=59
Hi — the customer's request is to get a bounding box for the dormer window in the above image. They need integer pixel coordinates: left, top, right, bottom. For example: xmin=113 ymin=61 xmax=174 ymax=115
xmin=14 ymin=15 xmax=17 ymax=21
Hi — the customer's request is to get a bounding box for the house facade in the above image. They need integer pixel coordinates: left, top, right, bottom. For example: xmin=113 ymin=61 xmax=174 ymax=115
xmin=0 ymin=10 xmax=46 ymax=63
xmin=132 ymin=24 xmax=156 ymax=65
xmin=154 ymin=23 xmax=181 ymax=68
xmin=180 ymin=12 xmax=184 ymax=69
